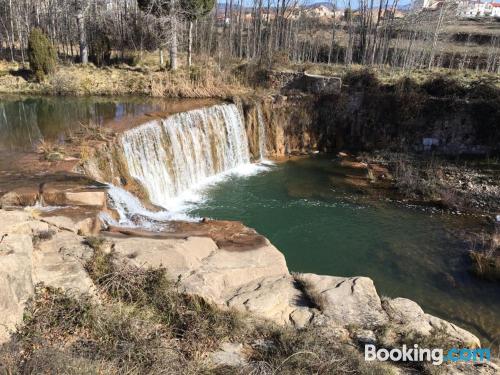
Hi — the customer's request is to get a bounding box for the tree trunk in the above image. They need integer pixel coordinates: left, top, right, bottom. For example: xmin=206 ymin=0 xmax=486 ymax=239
xmin=76 ymin=11 xmax=88 ymax=63
xmin=170 ymin=14 xmax=178 ymax=70
xmin=187 ymin=20 xmax=193 ymax=67
xmin=159 ymin=48 xmax=164 ymax=66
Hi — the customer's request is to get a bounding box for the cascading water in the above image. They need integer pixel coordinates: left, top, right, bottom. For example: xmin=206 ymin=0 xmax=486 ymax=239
xmin=257 ymin=105 xmax=267 ymax=160
xmin=120 ymin=103 xmax=253 ymax=210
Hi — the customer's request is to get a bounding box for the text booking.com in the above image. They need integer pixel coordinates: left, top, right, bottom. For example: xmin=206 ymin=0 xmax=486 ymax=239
xmin=365 ymin=344 xmax=491 ymax=365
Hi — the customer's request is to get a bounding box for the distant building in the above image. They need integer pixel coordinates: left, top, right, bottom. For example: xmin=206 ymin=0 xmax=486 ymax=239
xmin=456 ymin=1 xmax=500 ymax=18
xmin=304 ymin=5 xmax=335 ymax=19
xmin=491 ymin=2 xmax=500 ymax=16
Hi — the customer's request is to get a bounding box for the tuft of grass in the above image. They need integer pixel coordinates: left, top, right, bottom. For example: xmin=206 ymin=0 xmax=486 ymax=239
xmin=247 ymin=325 xmax=398 ymax=375
xmin=32 ymin=229 xmax=55 ymax=247
xmin=468 ymin=229 xmax=500 ymax=281
xmin=293 ymin=273 xmax=327 ymax=312
xmin=85 ymin=246 xmax=244 ymax=359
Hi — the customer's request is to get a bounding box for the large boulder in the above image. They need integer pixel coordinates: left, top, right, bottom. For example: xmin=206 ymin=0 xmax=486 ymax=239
xmin=111 ymin=235 xmax=289 ymax=304
xmin=32 ymin=231 xmax=96 ymax=296
xmin=226 ymin=275 xmax=314 ymax=327
xmin=0 ymin=209 xmax=97 ymax=344
xmin=299 ymin=273 xmax=389 ymax=328
xmin=382 ymin=298 xmax=481 ymax=348
xmin=0 ymin=233 xmax=34 ymax=344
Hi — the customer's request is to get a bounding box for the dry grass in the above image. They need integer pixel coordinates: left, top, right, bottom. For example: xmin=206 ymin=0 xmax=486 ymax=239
xmin=468 ymin=229 xmax=500 ymax=281
xmin=0 ymin=57 xmax=250 ymax=98
xmin=0 ymin=245 xmax=402 ymax=374
xmin=2 ymin=47 xmax=499 ymax=98
xmin=292 ymin=272 xmax=327 ymax=312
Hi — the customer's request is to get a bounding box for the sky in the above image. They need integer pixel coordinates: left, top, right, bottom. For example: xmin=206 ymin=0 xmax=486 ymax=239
xmin=218 ymin=0 xmax=413 ymax=10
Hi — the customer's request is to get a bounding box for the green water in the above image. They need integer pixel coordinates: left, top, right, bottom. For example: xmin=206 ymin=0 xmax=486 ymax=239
xmin=189 ymin=156 xmax=500 ymax=349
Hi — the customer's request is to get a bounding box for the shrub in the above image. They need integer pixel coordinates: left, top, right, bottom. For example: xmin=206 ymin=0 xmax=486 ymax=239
xmin=27 ymin=28 xmax=57 ymax=81
xmin=422 ymin=75 xmax=466 ymax=98
xmin=343 ymin=69 xmax=380 ymax=90
xmin=89 ymin=33 xmax=111 ymax=67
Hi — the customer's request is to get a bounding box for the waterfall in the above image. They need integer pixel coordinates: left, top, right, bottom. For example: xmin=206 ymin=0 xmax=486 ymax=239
xmin=257 ymin=105 xmax=267 ymax=160
xmin=121 ymin=103 xmax=252 ymax=209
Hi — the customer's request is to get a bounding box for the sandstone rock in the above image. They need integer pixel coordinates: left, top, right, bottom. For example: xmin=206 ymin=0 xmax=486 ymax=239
xmin=0 ymin=233 xmax=34 ymax=344
xmin=383 ymin=298 xmax=433 ymax=336
xmin=111 ymin=234 xmax=290 ymax=309
xmin=0 ymin=209 xmax=49 ymax=235
xmin=111 ymin=236 xmax=218 ymax=277
xmin=40 ymin=214 xmax=97 ymax=235
xmin=210 ymin=342 xmax=247 ymax=367
xmin=426 ymin=315 xmax=480 ymax=348
xmin=64 ymin=191 xmax=106 ymax=207
xmin=290 ymin=308 xmax=314 ymax=329
xmin=0 ymin=187 xmax=39 ymax=208
xmin=382 ymin=298 xmax=480 ymax=348
xmin=42 ymin=190 xmax=106 ymax=208
xmin=32 ymin=231 xmax=96 ymax=296
xmin=226 ymin=275 xmax=311 ymax=325
xmin=0 ymin=209 xmax=99 ymax=344
xmin=300 ymin=273 xmax=388 ymax=329
xmin=180 ymin=242 xmax=288 ymax=303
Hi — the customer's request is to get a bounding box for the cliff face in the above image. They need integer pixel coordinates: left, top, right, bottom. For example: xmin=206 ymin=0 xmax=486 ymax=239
xmin=240 ymin=75 xmax=500 ymax=157
xmin=240 ymin=96 xmax=321 ymax=158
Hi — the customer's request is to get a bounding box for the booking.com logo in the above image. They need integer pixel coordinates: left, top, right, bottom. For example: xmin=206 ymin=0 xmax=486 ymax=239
xmin=365 ymin=344 xmax=491 ymax=365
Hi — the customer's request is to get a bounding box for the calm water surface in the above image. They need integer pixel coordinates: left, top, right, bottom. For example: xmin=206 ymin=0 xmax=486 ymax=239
xmin=189 ymin=156 xmax=500 ymax=349
xmin=0 ymin=95 xmax=216 ymax=151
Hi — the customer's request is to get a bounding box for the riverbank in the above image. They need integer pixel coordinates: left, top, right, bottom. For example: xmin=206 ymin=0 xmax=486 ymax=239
xmin=0 ymin=60 xmax=249 ymax=98
xmin=351 ymin=152 xmax=500 ymax=282
xmin=2 ymin=58 xmax=500 ymax=99
xmin=1 ymin=208 xmax=497 ymax=374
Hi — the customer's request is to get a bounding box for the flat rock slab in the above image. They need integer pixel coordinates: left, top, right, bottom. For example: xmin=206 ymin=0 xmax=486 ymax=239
xmin=226 ymin=275 xmax=314 ymax=327
xmin=299 ymin=273 xmax=389 ymax=329
xmin=0 ymin=233 xmax=34 ymax=344
xmin=0 ymin=209 xmax=97 ymax=344
xmin=111 ymin=235 xmax=289 ymax=304
xmin=33 ymin=231 xmax=96 ymax=296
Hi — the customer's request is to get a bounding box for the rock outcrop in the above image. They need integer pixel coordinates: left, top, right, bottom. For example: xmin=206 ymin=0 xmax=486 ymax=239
xmin=0 ymin=209 xmax=95 ymax=344
xmin=0 ymin=208 xmax=485 ymax=363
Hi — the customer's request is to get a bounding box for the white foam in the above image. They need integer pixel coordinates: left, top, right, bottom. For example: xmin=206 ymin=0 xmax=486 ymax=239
xmin=106 ymin=185 xmax=198 ymax=229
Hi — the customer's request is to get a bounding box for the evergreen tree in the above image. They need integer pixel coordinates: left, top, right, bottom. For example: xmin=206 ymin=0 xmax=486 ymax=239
xmin=27 ymin=28 xmax=57 ymax=82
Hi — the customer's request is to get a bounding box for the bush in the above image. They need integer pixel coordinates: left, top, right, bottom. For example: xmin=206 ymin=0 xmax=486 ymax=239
xmin=343 ymin=69 xmax=380 ymax=90
xmin=422 ymin=75 xmax=466 ymax=98
xmin=89 ymin=33 xmax=111 ymax=67
xmin=27 ymin=28 xmax=57 ymax=81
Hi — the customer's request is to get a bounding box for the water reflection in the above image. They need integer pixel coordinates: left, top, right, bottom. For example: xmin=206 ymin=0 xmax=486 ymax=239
xmin=0 ymin=95 xmax=217 ymax=151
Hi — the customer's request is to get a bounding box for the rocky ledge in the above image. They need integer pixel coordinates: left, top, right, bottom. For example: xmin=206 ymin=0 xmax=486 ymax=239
xmin=0 ymin=207 xmax=489 ymax=356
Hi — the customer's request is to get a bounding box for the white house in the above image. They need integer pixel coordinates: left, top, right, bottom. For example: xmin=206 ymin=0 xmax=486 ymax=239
xmin=457 ymin=1 xmax=500 ymax=18
xmin=491 ymin=2 xmax=500 ymax=16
